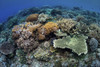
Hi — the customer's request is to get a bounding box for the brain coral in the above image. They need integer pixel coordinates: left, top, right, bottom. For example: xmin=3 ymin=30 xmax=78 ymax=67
xmin=38 ymin=22 xmax=59 ymax=40
xmin=53 ymin=35 xmax=88 ymax=55
xmin=12 ymin=22 xmax=41 ymax=52
xmin=57 ymin=19 xmax=77 ymax=33
xmin=26 ymin=14 xmax=39 ymax=22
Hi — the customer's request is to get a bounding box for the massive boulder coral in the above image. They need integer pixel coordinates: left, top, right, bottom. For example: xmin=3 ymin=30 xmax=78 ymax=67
xmin=0 ymin=42 xmax=15 ymax=55
xmin=57 ymin=19 xmax=77 ymax=33
xmin=89 ymin=24 xmax=100 ymax=45
xmin=12 ymin=22 xmax=41 ymax=52
xmin=38 ymin=22 xmax=59 ymax=40
xmin=89 ymin=38 xmax=98 ymax=52
xmin=26 ymin=14 xmax=39 ymax=22
xmin=53 ymin=35 xmax=88 ymax=55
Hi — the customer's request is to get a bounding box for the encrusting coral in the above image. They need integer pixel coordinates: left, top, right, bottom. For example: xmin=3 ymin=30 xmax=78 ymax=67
xmin=57 ymin=19 xmax=77 ymax=33
xmin=26 ymin=14 xmax=39 ymax=22
xmin=37 ymin=22 xmax=59 ymax=40
xmin=53 ymin=35 xmax=88 ymax=55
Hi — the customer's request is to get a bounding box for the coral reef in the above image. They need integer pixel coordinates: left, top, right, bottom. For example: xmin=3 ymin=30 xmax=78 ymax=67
xmin=89 ymin=24 xmax=100 ymax=45
xmin=57 ymin=19 xmax=77 ymax=33
xmin=51 ymin=9 xmax=62 ymax=16
xmin=54 ymin=29 xmax=67 ymax=37
xmin=53 ymin=35 xmax=88 ymax=55
xmin=16 ymin=49 xmax=27 ymax=64
xmin=26 ymin=14 xmax=39 ymax=22
xmin=38 ymin=13 xmax=49 ymax=23
xmin=12 ymin=22 xmax=41 ymax=52
xmin=1 ymin=6 xmax=100 ymax=66
xmin=38 ymin=22 xmax=59 ymax=40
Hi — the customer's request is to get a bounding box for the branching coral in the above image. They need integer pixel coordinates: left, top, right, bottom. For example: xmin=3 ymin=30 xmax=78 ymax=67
xmin=12 ymin=22 xmax=41 ymax=52
xmin=53 ymin=35 xmax=88 ymax=55
xmin=38 ymin=13 xmax=49 ymax=23
xmin=26 ymin=14 xmax=39 ymax=22
xmin=57 ymin=19 xmax=77 ymax=33
xmin=38 ymin=22 xmax=59 ymax=40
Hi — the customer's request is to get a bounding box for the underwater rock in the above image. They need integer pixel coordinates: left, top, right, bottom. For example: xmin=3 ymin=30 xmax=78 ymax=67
xmin=89 ymin=38 xmax=98 ymax=52
xmin=26 ymin=14 xmax=39 ymax=22
xmin=0 ymin=42 xmax=15 ymax=55
xmin=38 ymin=22 xmax=59 ymax=40
xmin=53 ymin=35 xmax=88 ymax=55
xmin=57 ymin=19 xmax=77 ymax=33
xmin=38 ymin=13 xmax=49 ymax=23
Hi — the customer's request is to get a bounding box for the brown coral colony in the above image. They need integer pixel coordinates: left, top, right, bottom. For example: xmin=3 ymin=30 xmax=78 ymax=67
xmin=12 ymin=14 xmax=59 ymax=52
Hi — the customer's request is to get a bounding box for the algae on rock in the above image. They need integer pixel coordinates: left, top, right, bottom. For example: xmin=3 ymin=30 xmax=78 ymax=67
xmin=53 ymin=35 xmax=88 ymax=55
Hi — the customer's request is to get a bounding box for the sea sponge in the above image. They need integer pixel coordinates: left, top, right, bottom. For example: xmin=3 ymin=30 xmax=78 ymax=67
xmin=26 ymin=14 xmax=39 ymax=22
xmin=53 ymin=35 xmax=88 ymax=55
xmin=57 ymin=19 xmax=77 ymax=33
xmin=38 ymin=22 xmax=59 ymax=40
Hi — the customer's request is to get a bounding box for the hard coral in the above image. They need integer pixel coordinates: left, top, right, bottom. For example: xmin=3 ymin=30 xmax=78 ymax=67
xmin=53 ymin=35 xmax=88 ymax=55
xmin=38 ymin=22 xmax=59 ymax=40
xmin=38 ymin=13 xmax=49 ymax=23
xmin=57 ymin=19 xmax=77 ymax=33
xmin=0 ymin=42 xmax=15 ymax=55
xmin=12 ymin=22 xmax=41 ymax=52
xmin=26 ymin=14 xmax=39 ymax=22
xmin=89 ymin=24 xmax=100 ymax=46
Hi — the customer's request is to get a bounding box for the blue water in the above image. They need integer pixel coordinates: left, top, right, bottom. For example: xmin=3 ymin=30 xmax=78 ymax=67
xmin=0 ymin=0 xmax=100 ymax=23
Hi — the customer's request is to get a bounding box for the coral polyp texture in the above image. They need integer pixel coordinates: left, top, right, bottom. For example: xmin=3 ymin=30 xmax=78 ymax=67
xmin=53 ymin=35 xmax=88 ymax=55
xmin=26 ymin=14 xmax=39 ymax=22
xmin=57 ymin=19 xmax=77 ymax=33
xmin=38 ymin=22 xmax=59 ymax=40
